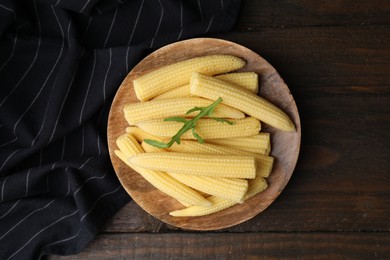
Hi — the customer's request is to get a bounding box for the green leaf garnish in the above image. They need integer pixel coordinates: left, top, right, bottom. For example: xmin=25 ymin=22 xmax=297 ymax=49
xmin=186 ymin=107 xmax=203 ymax=115
xmin=145 ymin=97 xmax=232 ymax=148
xmin=143 ymin=139 xmax=171 ymax=148
xmin=164 ymin=117 xmax=188 ymax=123
xmin=210 ymin=116 xmax=235 ymax=125
xmin=191 ymin=128 xmax=204 ymax=143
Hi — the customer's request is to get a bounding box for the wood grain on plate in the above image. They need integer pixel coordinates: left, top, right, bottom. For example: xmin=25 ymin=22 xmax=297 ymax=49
xmin=107 ymin=38 xmax=301 ymax=230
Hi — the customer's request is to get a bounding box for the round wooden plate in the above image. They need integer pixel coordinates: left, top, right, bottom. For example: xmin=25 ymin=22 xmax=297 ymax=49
xmin=107 ymin=38 xmax=301 ymax=231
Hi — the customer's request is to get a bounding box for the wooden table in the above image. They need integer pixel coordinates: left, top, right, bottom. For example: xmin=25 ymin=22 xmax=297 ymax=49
xmin=50 ymin=1 xmax=390 ymax=258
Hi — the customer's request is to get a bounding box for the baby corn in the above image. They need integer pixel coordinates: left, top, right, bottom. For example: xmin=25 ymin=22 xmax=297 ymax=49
xmin=166 ymin=140 xmax=274 ymax=178
xmin=141 ymin=139 xmax=248 ymax=202
xmin=133 ymin=55 xmax=245 ymax=101
xmin=128 ymin=152 xmax=257 ymax=179
xmin=216 ymin=72 xmax=258 ymax=93
xmin=153 ymin=72 xmax=258 ymax=100
xmin=125 ymin=127 xmax=166 ymax=143
xmin=141 ymin=141 xmax=166 ymax=153
xmin=124 ymin=97 xmax=244 ymax=125
xmin=169 ymin=176 xmax=268 ymax=217
xmin=152 ymin=84 xmax=190 ymax=100
xmin=190 ymin=72 xmax=296 ymax=131
xmin=169 ymin=196 xmax=236 ymax=217
xmin=168 ymin=173 xmax=248 ymax=203
xmin=206 ymin=133 xmax=271 ymax=155
xmin=115 ymin=134 xmax=210 ymax=207
xmin=136 ymin=117 xmax=261 ymax=140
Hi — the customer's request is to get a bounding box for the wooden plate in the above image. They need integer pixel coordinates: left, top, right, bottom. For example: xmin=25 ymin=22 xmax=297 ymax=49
xmin=107 ymin=38 xmax=301 ymax=231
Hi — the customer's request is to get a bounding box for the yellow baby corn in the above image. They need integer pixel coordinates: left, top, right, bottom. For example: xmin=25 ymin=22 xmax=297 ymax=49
xmin=167 ymin=172 xmax=248 ymax=203
xmin=246 ymin=175 xmax=268 ymax=199
xmin=136 ymin=117 xmax=261 ymax=140
xmin=116 ymin=134 xmax=144 ymax=155
xmin=166 ymin=140 xmax=274 ymax=178
xmin=133 ymin=55 xmax=246 ymax=101
xmin=216 ymin=72 xmax=258 ymax=93
xmin=152 ymin=84 xmax=190 ymax=100
xmin=124 ymin=97 xmax=244 ymax=125
xmin=206 ymin=133 xmax=271 ymax=155
xmin=115 ymin=134 xmax=210 ymax=207
xmin=125 ymin=126 xmax=166 ymax=143
xmin=169 ymin=196 xmax=236 ymax=217
xmin=169 ymin=176 xmax=268 ymax=217
xmin=141 ymin=141 xmax=166 ymax=153
xmin=190 ymin=72 xmax=296 ymax=132
xmin=153 ymin=72 xmax=258 ymax=100
xmin=252 ymin=153 xmax=274 ymax=178
xmin=128 ymin=152 xmax=256 ymax=179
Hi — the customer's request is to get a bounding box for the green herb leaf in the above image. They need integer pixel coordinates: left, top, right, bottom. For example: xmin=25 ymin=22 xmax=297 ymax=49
xmin=146 ymin=97 xmax=230 ymax=148
xmin=143 ymin=139 xmax=170 ymax=148
xmin=186 ymin=106 xmax=203 ymax=115
xmin=164 ymin=117 xmax=188 ymax=123
xmin=191 ymin=128 xmax=204 ymax=143
xmin=210 ymin=116 xmax=235 ymax=125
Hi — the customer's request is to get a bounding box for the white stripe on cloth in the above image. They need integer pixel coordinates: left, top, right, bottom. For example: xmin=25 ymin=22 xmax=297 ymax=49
xmin=66 ymin=20 xmax=72 ymax=48
xmin=80 ymin=124 xmax=85 ymax=156
xmin=80 ymin=184 xmax=122 ymax=222
xmin=80 ymin=0 xmax=93 ymax=13
xmin=48 ymin=50 xmax=86 ymax=143
xmin=25 ymin=169 xmax=32 ymax=196
xmin=41 ymin=228 xmax=82 ymax=252
xmin=78 ymin=156 xmax=93 ymax=170
xmin=6 ymin=209 xmax=79 ymax=260
xmin=1 ymin=176 xmax=7 ymax=202
xmin=73 ymin=171 xmax=108 ymax=196
xmin=0 ymin=199 xmax=56 ymax=240
xmin=0 ymin=149 xmax=21 ymax=173
xmin=205 ymin=15 xmax=214 ymax=34
xmin=103 ymin=49 xmax=112 ymax=102
xmin=0 ymin=199 xmax=21 ymax=220
xmin=150 ymin=0 xmax=164 ymax=48
xmin=31 ymin=6 xmax=65 ymax=147
xmin=0 ymin=137 xmax=17 ymax=148
xmin=197 ymin=0 xmax=203 ymax=20
xmin=79 ymin=50 xmax=97 ymax=126
xmin=0 ymin=4 xmax=16 ymax=18
xmin=127 ymin=0 xmax=144 ymax=45
xmin=0 ymin=23 xmax=26 ymax=72
xmin=0 ymin=2 xmax=41 ymax=108
xmin=103 ymin=7 xmax=119 ymax=48
xmin=177 ymin=0 xmax=183 ymax=40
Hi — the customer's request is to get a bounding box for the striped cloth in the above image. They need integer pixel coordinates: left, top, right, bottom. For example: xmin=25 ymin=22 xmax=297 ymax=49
xmin=0 ymin=0 xmax=241 ymax=258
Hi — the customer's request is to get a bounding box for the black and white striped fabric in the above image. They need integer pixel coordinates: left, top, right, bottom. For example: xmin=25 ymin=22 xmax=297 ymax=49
xmin=0 ymin=0 xmax=241 ymax=258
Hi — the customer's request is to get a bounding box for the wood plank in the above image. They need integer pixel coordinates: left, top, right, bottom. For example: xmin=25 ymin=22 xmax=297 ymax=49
xmin=221 ymin=27 xmax=390 ymax=87
xmin=237 ymin=0 xmax=390 ymax=28
xmin=47 ymin=232 xmax=390 ymax=259
xmin=104 ymin=189 xmax=390 ymax=233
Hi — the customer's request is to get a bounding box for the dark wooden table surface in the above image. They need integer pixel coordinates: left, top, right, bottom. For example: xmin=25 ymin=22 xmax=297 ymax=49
xmin=50 ymin=0 xmax=390 ymax=259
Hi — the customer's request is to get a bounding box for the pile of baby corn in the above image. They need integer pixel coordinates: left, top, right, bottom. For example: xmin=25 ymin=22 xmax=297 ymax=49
xmin=114 ymin=55 xmax=295 ymax=217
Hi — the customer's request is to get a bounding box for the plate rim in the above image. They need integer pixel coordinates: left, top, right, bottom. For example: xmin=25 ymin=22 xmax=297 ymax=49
xmin=107 ymin=37 xmax=301 ymax=231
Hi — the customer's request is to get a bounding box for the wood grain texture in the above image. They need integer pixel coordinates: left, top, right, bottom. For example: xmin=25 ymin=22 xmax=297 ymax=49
xmin=48 ymin=233 xmax=390 ymax=259
xmin=104 ymin=191 xmax=390 ymax=233
xmin=236 ymin=0 xmax=390 ymax=27
xmin=107 ymin=38 xmax=301 ymax=230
